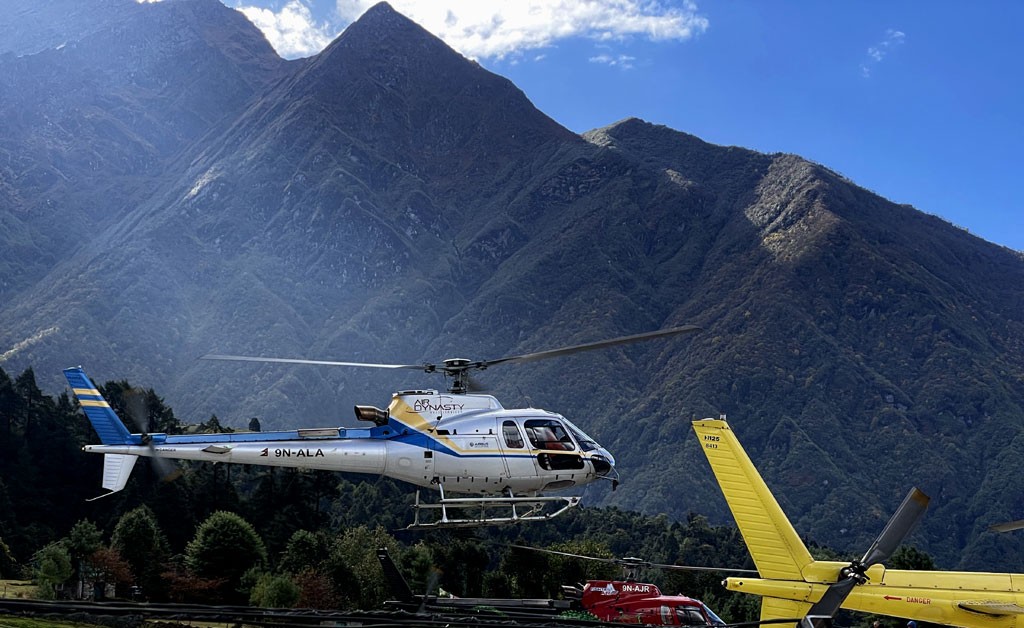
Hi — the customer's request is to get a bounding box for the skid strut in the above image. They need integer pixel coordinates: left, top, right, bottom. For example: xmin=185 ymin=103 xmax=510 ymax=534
xmin=407 ymin=485 xmax=581 ymax=529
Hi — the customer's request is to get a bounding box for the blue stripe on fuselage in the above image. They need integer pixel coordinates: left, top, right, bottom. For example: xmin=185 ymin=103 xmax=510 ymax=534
xmin=383 ymin=417 xmax=541 ymax=460
xmin=144 ymin=417 xmax=539 ymax=461
xmin=385 ymin=417 xmax=458 ymax=456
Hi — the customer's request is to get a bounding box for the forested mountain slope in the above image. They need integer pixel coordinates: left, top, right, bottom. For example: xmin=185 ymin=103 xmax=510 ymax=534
xmin=0 ymin=0 xmax=1022 ymax=570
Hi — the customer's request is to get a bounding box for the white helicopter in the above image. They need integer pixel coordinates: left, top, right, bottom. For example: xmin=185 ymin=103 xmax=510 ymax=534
xmin=65 ymin=325 xmax=699 ymax=528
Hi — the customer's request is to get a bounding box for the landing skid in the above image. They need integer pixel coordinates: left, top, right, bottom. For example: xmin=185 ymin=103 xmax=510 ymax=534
xmin=406 ymin=485 xmax=582 ymax=529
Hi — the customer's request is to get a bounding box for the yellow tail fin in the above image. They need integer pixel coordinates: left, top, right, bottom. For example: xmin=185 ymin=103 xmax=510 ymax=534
xmin=692 ymin=419 xmax=814 ymax=580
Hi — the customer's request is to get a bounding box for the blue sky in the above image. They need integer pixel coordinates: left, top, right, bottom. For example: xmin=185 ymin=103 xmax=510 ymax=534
xmin=231 ymin=1 xmax=1023 ymax=252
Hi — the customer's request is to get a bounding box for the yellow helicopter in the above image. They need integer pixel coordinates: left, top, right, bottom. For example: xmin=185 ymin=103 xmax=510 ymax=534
xmin=693 ymin=417 xmax=1024 ymax=628
xmin=65 ymin=325 xmax=699 ymax=529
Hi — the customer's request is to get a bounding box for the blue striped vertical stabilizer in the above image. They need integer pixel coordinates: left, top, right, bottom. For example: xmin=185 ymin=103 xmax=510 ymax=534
xmin=63 ymin=367 xmax=132 ymax=445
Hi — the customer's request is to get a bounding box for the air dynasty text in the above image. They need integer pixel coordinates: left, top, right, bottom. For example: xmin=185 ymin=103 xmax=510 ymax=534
xmin=413 ymin=399 xmax=465 ymax=413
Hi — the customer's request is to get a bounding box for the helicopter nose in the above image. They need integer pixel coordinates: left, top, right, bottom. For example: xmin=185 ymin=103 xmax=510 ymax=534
xmin=591 ymin=451 xmax=615 ymax=476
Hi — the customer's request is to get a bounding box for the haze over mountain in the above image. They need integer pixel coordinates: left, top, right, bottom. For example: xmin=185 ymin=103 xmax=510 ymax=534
xmin=1 ymin=0 xmax=1022 ymax=571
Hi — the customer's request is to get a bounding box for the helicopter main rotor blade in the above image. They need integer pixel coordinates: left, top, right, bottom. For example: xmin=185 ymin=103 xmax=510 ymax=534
xmin=201 ymin=324 xmax=701 ymax=397
xmin=509 ymin=543 xmax=621 ymax=565
xmin=480 ymin=324 xmax=702 ymax=369
xmin=989 ymin=519 xmax=1024 ymax=533
xmin=202 ymin=354 xmax=429 ymax=371
xmin=645 ymin=559 xmax=757 ymax=575
xmin=508 ymin=543 xmax=756 ymax=574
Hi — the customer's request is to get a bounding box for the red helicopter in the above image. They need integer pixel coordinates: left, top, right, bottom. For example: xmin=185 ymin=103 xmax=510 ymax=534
xmin=574 ymin=576 xmax=723 ymax=625
xmin=377 ymin=545 xmax=754 ymax=626
xmin=520 ymin=545 xmax=751 ymax=626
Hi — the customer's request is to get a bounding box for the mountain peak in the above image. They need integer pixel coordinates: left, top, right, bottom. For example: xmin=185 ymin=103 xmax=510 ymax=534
xmin=321 ymin=1 xmax=431 ymax=57
xmin=279 ymin=2 xmax=574 ymax=181
xmin=587 ymin=117 xmax=700 ymax=146
xmin=359 ymin=1 xmax=402 ymax=22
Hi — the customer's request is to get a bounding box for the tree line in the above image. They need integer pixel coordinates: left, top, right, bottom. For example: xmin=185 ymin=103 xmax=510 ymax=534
xmin=0 ymin=366 xmax=932 ymax=623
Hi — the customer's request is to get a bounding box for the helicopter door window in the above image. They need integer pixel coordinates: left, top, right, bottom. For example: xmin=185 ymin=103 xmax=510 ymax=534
xmin=677 ymin=606 xmax=708 ymax=626
xmin=523 ymin=419 xmax=575 ymax=451
xmin=502 ymin=421 xmax=525 ymax=448
xmin=538 ymin=427 xmax=565 ymax=450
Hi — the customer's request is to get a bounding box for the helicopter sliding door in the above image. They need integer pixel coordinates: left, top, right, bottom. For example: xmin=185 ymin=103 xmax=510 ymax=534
xmin=429 ymin=419 xmax=511 ymax=493
xmin=497 ymin=419 xmax=539 ymax=488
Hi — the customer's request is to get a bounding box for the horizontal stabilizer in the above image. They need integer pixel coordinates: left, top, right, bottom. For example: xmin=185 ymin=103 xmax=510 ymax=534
xmin=762 ymin=598 xmax=812 ymax=624
xmin=87 ymin=454 xmax=137 ymax=501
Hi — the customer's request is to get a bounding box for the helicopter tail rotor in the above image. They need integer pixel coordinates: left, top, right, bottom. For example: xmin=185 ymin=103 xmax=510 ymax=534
xmin=798 ymin=487 xmax=930 ymax=628
xmin=123 ymin=387 xmax=182 ymax=483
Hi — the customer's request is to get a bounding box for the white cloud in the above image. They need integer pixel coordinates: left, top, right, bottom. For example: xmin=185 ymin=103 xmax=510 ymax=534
xmin=589 ymin=52 xmax=636 ymax=69
xmin=334 ymin=0 xmax=708 ymax=60
xmin=861 ymin=28 xmax=905 ymax=78
xmin=236 ymin=0 xmax=336 ymax=59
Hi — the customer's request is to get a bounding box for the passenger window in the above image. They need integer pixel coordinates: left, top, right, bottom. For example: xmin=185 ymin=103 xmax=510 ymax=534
xmin=502 ymin=421 xmax=524 ymax=448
